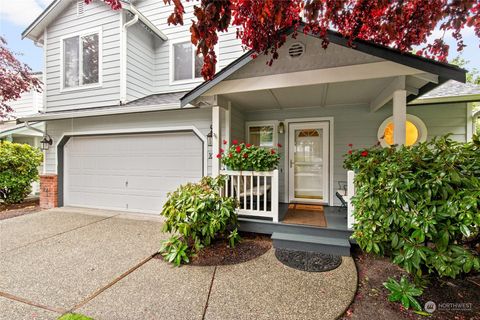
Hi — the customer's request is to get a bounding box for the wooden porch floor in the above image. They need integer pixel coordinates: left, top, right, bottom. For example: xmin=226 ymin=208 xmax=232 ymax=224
xmin=278 ymin=203 xmax=348 ymax=230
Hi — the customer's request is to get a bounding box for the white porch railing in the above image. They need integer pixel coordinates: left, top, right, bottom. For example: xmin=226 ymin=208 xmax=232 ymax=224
xmin=347 ymin=170 xmax=356 ymax=229
xmin=220 ymin=169 xmax=279 ymax=222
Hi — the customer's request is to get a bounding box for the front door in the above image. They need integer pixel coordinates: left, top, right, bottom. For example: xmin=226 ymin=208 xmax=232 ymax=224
xmin=288 ymin=122 xmax=329 ymax=204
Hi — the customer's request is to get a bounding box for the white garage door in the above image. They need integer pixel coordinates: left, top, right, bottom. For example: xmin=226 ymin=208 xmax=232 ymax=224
xmin=64 ymin=132 xmax=203 ymax=214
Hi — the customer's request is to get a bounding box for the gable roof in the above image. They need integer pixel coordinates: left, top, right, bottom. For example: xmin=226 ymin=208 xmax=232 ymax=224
xmin=181 ymin=27 xmax=467 ymax=107
xmin=22 ymin=0 xmax=167 ymax=42
xmin=409 ymin=80 xmax=480 ymax=105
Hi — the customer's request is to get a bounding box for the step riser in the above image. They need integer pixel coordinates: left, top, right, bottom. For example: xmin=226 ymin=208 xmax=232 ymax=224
xmin=273 ymin=239 xmax=351 ymax=256
xmin=239 ymin=219 xmax=353 ymax=240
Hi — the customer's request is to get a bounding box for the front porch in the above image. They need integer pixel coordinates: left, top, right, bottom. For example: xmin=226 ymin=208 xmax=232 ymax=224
xmin=181 ymin=32 xmax=465 ymax=256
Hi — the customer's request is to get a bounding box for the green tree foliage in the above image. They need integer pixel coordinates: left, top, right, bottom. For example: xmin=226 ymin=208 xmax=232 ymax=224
xmin=159 ymin=176 xmax=239 ymax=266
xmin=344 ymin=136 xmax=480 ymax=281
xmin=0 ymin=141 xmax=43 ymax=204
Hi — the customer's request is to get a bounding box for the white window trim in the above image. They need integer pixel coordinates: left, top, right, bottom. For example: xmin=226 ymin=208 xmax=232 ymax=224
xmin=169 ymin=38 xmax=218 ymax=85
xmin=60 ymin=27 xmax=103 ymax=92
xmin=245 ymin=120 xmax=279 ymax=147
xmin=377 ymin=114 xmax=427 ymax=147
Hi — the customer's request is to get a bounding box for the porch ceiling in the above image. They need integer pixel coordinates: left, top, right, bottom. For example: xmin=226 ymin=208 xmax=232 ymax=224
xmin=222 ymin=76 xmax=428 ymax=111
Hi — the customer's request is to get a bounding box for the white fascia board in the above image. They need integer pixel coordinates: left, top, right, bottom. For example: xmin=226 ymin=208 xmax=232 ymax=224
xmin=17 ymin=104 xmax=194 ymax=123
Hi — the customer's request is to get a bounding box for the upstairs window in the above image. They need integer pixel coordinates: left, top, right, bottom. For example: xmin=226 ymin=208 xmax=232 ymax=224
xmin=171 ymin=41 xmax=203 ymax=82
xmin=63 ymin=31 xmax=100 ymax=89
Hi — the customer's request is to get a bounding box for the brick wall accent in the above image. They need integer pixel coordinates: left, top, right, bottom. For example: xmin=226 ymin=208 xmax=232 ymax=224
xmin=40 ymin=174 xmax=58 ymax=209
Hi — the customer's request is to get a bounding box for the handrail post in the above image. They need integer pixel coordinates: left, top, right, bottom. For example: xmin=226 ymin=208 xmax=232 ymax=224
xmin=347 ymin=170 xmax=355 ymax=229
xmin=272 ymin=169 xmax=279 ymax=222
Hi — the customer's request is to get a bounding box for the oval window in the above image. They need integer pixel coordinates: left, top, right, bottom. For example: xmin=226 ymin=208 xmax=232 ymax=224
xmin=378 ymin=115 xmax=427 ymax=147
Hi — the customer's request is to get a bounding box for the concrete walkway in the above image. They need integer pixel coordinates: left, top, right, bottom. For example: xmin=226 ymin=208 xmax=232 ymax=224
xmin=0 ymin=207 xmax=357 ymax=320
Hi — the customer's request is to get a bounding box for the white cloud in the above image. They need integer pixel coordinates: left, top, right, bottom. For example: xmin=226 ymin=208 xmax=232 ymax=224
xmin=0 ymin=0 xmax=54 ymax=28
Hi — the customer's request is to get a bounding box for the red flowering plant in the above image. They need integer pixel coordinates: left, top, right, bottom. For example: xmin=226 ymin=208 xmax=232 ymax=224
xmin=218 ymin=140 xmax=280 ymax=171
xmin=343 ymin=143 xmax=383 ymax=172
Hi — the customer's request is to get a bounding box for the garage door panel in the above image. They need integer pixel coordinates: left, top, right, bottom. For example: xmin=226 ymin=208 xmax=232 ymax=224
xmin=64 ymin=132 xmax=203 ymax=214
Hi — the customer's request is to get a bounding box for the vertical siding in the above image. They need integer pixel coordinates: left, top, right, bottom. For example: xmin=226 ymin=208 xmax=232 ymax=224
xmin=126 ymin=22 xmax=156 ymax=101
xmin=234 ymin=103 xmax=467 ymax=205
xmin=44 ymin=108 xmax=212 ymax=174
xmin=45 ymin=0 xmax=121 ymax=111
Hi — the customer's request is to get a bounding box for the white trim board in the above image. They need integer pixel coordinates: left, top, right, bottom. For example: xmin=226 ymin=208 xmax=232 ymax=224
xmin=59 ymin=27 xmax=103 ymax=93
xmin=55 ymin=126 xmax=208 ymax=176
xmin=283 ymin=117 xmax=335 ymax=206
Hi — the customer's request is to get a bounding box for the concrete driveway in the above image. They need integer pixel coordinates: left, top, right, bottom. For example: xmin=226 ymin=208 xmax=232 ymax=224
xmin=0 ymin=207 xmax=357 ymax=320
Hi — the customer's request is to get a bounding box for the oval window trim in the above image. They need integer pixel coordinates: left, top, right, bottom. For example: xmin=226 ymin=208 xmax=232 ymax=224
xmin=377 ymin=114 xmax=427 ymax=147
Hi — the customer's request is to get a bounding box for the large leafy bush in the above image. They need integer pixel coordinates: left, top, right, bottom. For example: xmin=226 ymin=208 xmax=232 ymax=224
xmin=159 ymin=176 xmax=239 ymax=266
xmin=218 ymin=140 xmax=281 ymax=171
xmin=0 ymin=141 xmax=43 ymax=204
xmin=344 ymin=136 xmax=480 ymax=281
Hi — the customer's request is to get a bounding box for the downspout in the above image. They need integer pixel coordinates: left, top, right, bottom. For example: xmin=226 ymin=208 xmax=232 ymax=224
xmin=120 ymin=8 xmax=139 ymax=105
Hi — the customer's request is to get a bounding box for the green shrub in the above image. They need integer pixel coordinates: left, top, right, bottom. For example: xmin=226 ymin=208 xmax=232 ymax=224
xmin=344 ymin=135 xmax=480 ymax=281
xmin=159 ymin=175 xmax=239 ymax=266
xmin=383 ymin=276 xmax=423 ymax=311
xmin=218 ymin=140 xmax=281 ymax=171
xmin=0 ymin=141 xmax=43 ymax=204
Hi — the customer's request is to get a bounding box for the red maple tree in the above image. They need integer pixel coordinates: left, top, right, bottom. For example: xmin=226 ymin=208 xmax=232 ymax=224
xmin=0 ymin=37 xmax=42 ymax=120
xmin=96 ymin=0 xmax=479 ymax=80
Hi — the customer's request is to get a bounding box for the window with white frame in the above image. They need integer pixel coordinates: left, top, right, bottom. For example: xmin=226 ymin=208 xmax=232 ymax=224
xmin=172 ymin=41 xmax=204 ymax=82
xmin=63 ymin=31 xmax=100 ymax=89
xmin=247 ymin=122 xmax=278 ymax=148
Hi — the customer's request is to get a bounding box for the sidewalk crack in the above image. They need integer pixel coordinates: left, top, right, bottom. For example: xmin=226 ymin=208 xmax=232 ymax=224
xmin=202 ymin=265 xmax=217 ymax=320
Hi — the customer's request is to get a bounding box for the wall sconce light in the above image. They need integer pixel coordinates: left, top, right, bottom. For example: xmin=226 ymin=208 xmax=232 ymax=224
xmin=40 ymin=134 xmax=53 ymax=151
xmin=207 ymin=125 xmax=213 ymax=147
xmin=278 ymin=122 xmax=285 ymax=134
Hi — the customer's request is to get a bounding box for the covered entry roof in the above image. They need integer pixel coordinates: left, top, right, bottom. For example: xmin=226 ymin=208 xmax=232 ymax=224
xmin=181 ymin=28 xmax=466 ymax=108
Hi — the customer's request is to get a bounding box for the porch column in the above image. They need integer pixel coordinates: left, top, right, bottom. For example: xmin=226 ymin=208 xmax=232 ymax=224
xmin=212 ymin=105 xmax=221 ymax=177
xmin=393 ymin=89 xmax=407 ymax=146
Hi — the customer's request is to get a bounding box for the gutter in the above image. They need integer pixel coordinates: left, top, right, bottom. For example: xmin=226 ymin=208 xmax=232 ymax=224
xmin=17 ymin=103 xmax=193 ymax=123
xmin=408 ymin=94 xmax=480 ymax=105
xmin=24 ymin=121 xmax=47 ymax=139
xmin=122 ymin=4 xmax=168 ymax=41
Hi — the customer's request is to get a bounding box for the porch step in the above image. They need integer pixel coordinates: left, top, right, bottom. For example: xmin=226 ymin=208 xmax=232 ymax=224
xmin=271 ymin=232 xmax=351 ymax=256
xmin=238 ymin=217 xmax=353 ymax=240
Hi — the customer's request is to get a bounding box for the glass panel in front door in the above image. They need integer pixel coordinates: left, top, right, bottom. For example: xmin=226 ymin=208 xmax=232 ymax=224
xmin=293 ymin=128 xmax=324 ymax=200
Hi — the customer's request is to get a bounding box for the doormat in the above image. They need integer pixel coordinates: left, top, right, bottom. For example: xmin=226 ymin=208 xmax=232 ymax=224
xmin=282 ymin=204 xmax=327 ymax=227
xmin=275 ymin=249 xmax=342 ymax=272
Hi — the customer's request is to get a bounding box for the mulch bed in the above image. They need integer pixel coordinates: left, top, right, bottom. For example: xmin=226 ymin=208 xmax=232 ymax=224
xmin=0 ymin=198 xmax=41 ymax=221
xmin=341 ymin=246 xmax=480 ymax=320
xmin=191 ymin=233 xmax=272 ymax=266
xmin=154 ymin=233 xmax=272 ymax=266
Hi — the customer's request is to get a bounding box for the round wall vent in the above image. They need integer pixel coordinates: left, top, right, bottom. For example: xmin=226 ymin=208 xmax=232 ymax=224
xmin=288 ymin=42 xmax=305 ymax=58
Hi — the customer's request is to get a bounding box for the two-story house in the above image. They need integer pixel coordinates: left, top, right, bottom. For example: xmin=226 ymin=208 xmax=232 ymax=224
xmin=19 ymin=0 xmax=479 ymax=255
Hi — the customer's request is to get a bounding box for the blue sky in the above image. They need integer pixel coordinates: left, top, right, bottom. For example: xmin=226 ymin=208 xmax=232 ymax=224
xmin=1 ymin=0 xmax=479 ymax=73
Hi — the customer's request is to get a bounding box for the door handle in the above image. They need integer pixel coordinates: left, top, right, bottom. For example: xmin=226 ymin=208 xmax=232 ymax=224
xmin=125 ymin=180 xmax=128 ymax=187
xmin=290 ymin=159 xmax=294 ymax=168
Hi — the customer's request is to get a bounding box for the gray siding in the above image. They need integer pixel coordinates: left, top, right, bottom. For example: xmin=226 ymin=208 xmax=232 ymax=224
xmin=228 ymin=34 xmax=383 ymax=80
xmin=126 ymin=21 xmax=156 ymax=101
xmin=238 ymin=103 xmax=468 ymax=205
xmin=44 ymin=108 xmax=212 ymax=175
xmin=135 ymin=0 xmax=245 ymax=93
xmin=9 ymin=90 xmax=42 ymax=118
xmin=45 ymin=0 xmax=121 ymax=111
